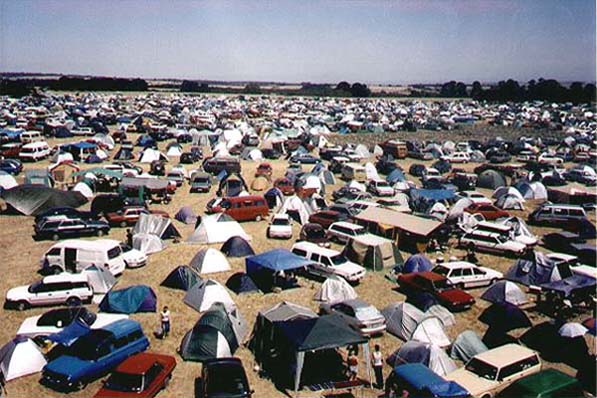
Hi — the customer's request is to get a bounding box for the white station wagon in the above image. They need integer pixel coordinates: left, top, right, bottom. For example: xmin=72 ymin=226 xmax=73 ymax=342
xmin=433 ymin=261 xmax=503 ymax=289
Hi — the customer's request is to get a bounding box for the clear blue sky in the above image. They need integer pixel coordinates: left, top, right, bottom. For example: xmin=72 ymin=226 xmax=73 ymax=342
xmin=0 ymin=0 xmax=595 ymax=84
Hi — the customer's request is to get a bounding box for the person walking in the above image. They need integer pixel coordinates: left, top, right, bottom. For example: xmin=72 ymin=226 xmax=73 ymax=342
xmin=372 ymin=344 xmax=384 ymax=389
xmin=160 ymin=306 xmax=171 ymax=338
xmin=126 ymin=228 xmax=133 ymax=247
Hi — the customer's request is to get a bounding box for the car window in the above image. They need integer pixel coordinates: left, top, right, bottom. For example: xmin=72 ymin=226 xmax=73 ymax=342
xmin=113 ymin=336 xmax=128 ymax=349
xmin=462 ymin=268 xmax=473 ymax=276
xmin=321 ymin=256 xmax=332 ymax=266
xmin=310 ymin=253 xmax=320 ymax=262
xmin=128 ymin=329 xmax=143 ymax=343
xmin=473 ymin=268 xmax=485 ymax=275
xmin=553 ymin=208 xmax=566 ymax=216
xmin=451 ymin=268 xmax=463 ymax=277
xmin=292 ymin=248 xmax=307 ymax=257
xmin=498 ymin=355 xmax=539 ymax=380
xmin=47 ymin=248 xmax=61 ymax=256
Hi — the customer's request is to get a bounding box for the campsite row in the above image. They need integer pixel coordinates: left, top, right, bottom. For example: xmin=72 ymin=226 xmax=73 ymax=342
xmin=0 ymin=91 xmax=595 ymax=398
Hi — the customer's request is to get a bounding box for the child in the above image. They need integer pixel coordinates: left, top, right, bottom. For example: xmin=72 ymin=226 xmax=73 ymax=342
xmin=160 ymin=306 xmax=171 ymax=338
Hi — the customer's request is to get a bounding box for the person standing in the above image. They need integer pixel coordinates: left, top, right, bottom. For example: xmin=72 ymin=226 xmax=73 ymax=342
xmin=126 ymin=228 xmax=133 ymax=247
xmin=160 ymin=306 xmax=171 ymax=338
xmin=372 ymin=344 xmax=384 ymax=389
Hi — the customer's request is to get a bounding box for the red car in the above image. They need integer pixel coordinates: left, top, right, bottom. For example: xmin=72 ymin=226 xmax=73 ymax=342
xmin=0 ymin=142 xmax=23 ymax=158
xmin=464 ymin=203 xmax=510 ymax=221
xmin=397 ymin=271 xmax=475 ymax=311
xmin=308 ymin=210 xmax=346 ymax=229
xmin=274 ymin=178 xmax=295 ymax=196
xmin=94 ymin=352 xmax=176 ymax=398
xmin=105 ymin=206 xmax=170 ymax=227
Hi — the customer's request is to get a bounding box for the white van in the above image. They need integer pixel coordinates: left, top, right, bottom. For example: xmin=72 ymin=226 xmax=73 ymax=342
xmin=40 ymin=239 xmax=126 ymax=276
xmin=20 ymin=130 xmax=43 ymax=144
xmin=19 ymin=141 xmax=50 ymax=161
xmin=291 ymin=241 xmax=366 ymax=283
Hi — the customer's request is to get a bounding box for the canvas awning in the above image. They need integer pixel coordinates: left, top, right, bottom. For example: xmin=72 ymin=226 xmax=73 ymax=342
xmin=354 ymin=207 xmax=442 ymax=237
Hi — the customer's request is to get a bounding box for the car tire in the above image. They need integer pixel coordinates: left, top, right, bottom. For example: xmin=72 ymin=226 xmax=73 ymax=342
xmin=163 ymin=375 xmax=171 ymax=390
xmin=266 ymin=230 xmax=270 ymax=238
xmin=16 ymin=301 xmax=28 ymax=311
xmin=457 ymin=283 xmax=465 ymax=290
xmin=120 ymin=221 xmax=128 ymax=228
xmin=66 ymin=297 xmax=81 ymax=307
xmin=52 ymin=233 xmax=60 ymax=241
xmin=97 ymin=229 xmax=105 ymax=237
xmin=255 ymin=215 xmax=262 ymax=222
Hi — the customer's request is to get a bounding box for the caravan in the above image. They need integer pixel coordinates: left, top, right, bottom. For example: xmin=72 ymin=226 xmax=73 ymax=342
xmin=40 ymin=239 xmax=126 ymax=276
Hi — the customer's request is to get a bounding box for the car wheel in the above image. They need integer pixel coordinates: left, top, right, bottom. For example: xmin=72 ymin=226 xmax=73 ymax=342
xmin=255 ymin=215 xmax=262 ymax=222
xmin=16 ymin=301 xmax=28 ymax=311
xmin=52 ymin=233 xmax=60 ymax=241
xmin=66 ymin=297 xmax=81 ymax=307
xmin=163 ymin=375 xmax=171 ymax=390
xmin=96 ymin=229 xmax=105 ymax=237
xmin=457 ymin=283 xmax=465 ymax=290
xmin=120 ymin=221 xmax=127 ymax=228
xmin=266 ymin=230 xmax=271 ymax=238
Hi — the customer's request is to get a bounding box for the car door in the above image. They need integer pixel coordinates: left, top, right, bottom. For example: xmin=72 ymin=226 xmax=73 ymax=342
xmin=309 ymin=253 xmax=325 ymax=276
xmin=460 ymin=267 xmax=474 ymax=288
xmin=472 ymin=267 xmax=490 ymax=287
xmin=449 ymin=268 xmax=464 ymax=287
xmin=37 ymin=282 xmax=66 ymax=305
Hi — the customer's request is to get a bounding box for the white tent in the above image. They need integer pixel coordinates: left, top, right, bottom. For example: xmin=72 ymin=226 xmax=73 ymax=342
xmin=73 ymin=181 xmax=94 ymax=199
xmin=183 ymin=279 xmax=235 ymax=313
xmin=313 ymin=275 xmax=357 ymax=303
xmin=411 ymin=317 xmax=451 ymax=348
xmin=166 ymin=145 xmax=182 ymax=157
xmin=428 ymin=202 xmax=448 ymax=222
xmin=425 ymin=305 xmax=455 ymax=328
xmin=248 ymin=148 xmax=263 ymax=161
xmin=0 ymin=337 xmax=47 ymax=381
xmin=0 ymin=173 xmax=18 ymax=190
xmin=278 ymin=195 xmax=313 ymax=225
xmin=347 ymin=180 xmax=366 ymax=192
xmin=187 ymin=213 xmax=251 ymax=244
xmin=139 ymin=148 xmax=168 ymax=163
xmin=381 ymin=302 xmax=424 ymax=340
xmin=50 ymin=151 xmax=74 ymax=164
xmin=492 ymin=186 xmax=524 ymax=200
xmin=495 ymin=194 xmax=525 ymax=210
xmin=132 ymin=233 xmax=165 ymax=254
xmin=81 ymin=264 xmax=117 ymax=294
xmin=355 ymin=144 xmax=371 ymax=159
xmin=364 ymin=162 xmax=380 ymax=180
xmin=190 ymin=248 xmax=231 ymax=274
xmin=388 ymin=341 xmax=457 ymax=376
xmin=447 ymin=197 xmax=474 ymax=220
xmin=373 ymin=145 xmax=384 ymax=157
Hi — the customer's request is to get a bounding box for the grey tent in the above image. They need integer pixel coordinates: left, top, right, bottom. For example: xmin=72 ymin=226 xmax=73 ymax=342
xmin=183 ymin=279 xmax=235 ymax=313
xmin=481 ymin=280 xmax=527 ymax=306
xmin=477 ymin=170 xmax=507 ymax=189
xmin=450 ymin=330 xmax=488 ymax=362
xmin=81 ymin=264 xmax=117 ymax=295
xmin=132 ymin=213 xmax=180 ymax=240
xmin=1 ymin=185 xmax=87 ymax=216
xmin=387 ymin=340 xmax=457 ymax=376
xmin=179 ymin=303 xmax=245 ymax=362
xmin=174 ymin=206 xmax=197 ymax=225
xmin=381 ymin=302 xmax=424 ymax=340
xmin=220 ymin=236 xmax=255 ymax=257
xmin=506 ymin=251 xmax=570 ymax=287
xmin=343 ymin=234 xmax=403 ymax=271
xmin=495 ymin=194 xmax=524 ymax=210
xmin=161 ymin=265 xmax=200 ymax=291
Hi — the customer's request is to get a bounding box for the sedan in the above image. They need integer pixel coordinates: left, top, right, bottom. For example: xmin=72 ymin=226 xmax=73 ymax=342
xmin=267 ymin=214 xmax=293 ymax=239
xmin=94 ymin=352 xmax=176 ymax=398
xmin=289 ymin=154 xmax=321 ymax=164
xmin=432 ymin=261 xmax=503 ymax=289
xmin=308 ymin=210 xmax=345 ymax=229
xmin=199 ymin=358 xmax=253 ymax=398
xmin=0 ymin=158 xmax=23 ymax=175
xmin=465 ymin=203 xmax=509 ymax=221
xmin=320 ymin=299 xmax=386 ymax=336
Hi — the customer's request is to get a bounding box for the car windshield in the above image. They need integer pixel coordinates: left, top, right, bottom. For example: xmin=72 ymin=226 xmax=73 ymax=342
xmin=272 ymin=218 xmax=289 ymax=226
xmin=107 ymin=246 xmax=122 ymax=259
xmin=432 ymin=278 xmax=450 ymax=290
xmin=355 ymin=306 xmax=379 ymax=320
xmin=307 ymin=228 xmax=325 ymax=239
xmin=206 ymin=366 xmax=247 ymax=397
xmin=465 ymin=358 xmax=498 ymax=381
xmin=120 ymin=243 xmax=132 ymax=253
xmin=28 ymin=280 xmax=43 ymax=293
xmin=104 ymin=372 xmax=144 ymax=392
xmin=330 ymin=254 xmax=347 ymax=266
xmin=433 ymin=266 xmax=450 ymax=276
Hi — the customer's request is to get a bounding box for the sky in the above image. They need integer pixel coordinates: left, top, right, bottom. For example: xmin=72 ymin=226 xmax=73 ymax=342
xmin=0 ymin=0 xmax=595 ymax=84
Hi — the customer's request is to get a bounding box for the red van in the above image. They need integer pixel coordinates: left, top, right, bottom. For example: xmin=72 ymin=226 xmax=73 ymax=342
xmin=206 ymin=195 xmax=269 ymax=222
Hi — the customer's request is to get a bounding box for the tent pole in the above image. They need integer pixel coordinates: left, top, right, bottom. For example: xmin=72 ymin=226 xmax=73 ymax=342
xmin=294 ymin=351 xmax=304 ymax=395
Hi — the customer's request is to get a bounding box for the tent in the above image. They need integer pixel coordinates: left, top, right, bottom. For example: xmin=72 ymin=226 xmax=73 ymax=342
xmin=0 ymin=185 xmax=87 ymax=216
xmin=495 ymin=194 xmax=525 ymax=210
xmin=220 ymin=236 xmax=255 ymax=257
xmin=166 ymin=144 xmax=183 ymax=157
xmin=278 ymin=195 xmax=313 ymax=225
xmin=477 ymin=170 xmax=507 ymax=189
xmin=132 ymin=233 xmax=165 ymax=255
xmin=189 ymin=248 xmax=231 ymax=274
xmin=381 ymin=302 xmax=424 ymax=340
xmin=387 ymin=168 xmax=406 ymax=184
xmin=174 ymin=206 xmax=197 ymax=225
xmin=364 ymin=162 xmax=380 ymax=180
xmin=139 ymin=148 xmax=167 ymax=163
xmin=0 ymin=336 xmax=47 ymax=381
xmin=450 ymin=330 xmax=488 ymax=363
xmin=188 ymin=213 xmax=251 ymax=244
xmin=481 ymin=280 xmax=527 ymax=306
xmin=0 ymin=172 xmax=17 ymax=190
xmin=264 ymin=187 xmax=284 ymax=209
xmin=274 ymin=314 xmax=371 ymax=392
xmin=217 ymin=173 xmax=248 ymax=197
xmin=559 ymin=322 xmax=588 ymax=338
xmin=411 ymin=317 xmax=451 ymax=348
xmin=387 ymin=340 xmax=457 ymax=376
xmin=447 ymin=198 xmax=474 ymax=221
xmin=313 ymin=275 xmax=358 ymax=303
xmin=391 ymin=363 xmax=469 ymax=398
xmin=225 ymin=272 xmax=260 ymax=294
xmin=540 ymin=274 xmax=596 ymax=298
xmin=132 ymin=213 xmax=180 ymax=240
xmin=99 ymin=285 xmax=157 ymax=314
xmin=251 ymin=175 xmax=269 ymax=192
xmin=183 ymin=279 xmax=235 ymax=313
xmin=246 ymin=248 xmax=311 ymax=275
xmin=479 ymin=302 xmax=531 ymax=332
xmin=493 ymin=186 xmax=525 ymax=200
xmin=407 ymin=291 xmax=441 ymax=312
xmin=425 ymin=305 xmax=455 ymax=328
xmin=161 ymin=265 xmax=200 ymax=291
xmin=403 ymin=254 xmax=433 ymax=274
xmin=506 ymin=251 xmax=569 ymax=287
xmin=514 ymin=180 xmax=548 ymax=200
xmin=81 ymin=264 xmax=117 ymax=295
xmin=343 ymin=234 xmax=403 ymax=271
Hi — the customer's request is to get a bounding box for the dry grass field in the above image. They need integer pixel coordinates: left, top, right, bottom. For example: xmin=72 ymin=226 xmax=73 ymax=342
xmin=0 ymin=129 xmax=594 ymax=398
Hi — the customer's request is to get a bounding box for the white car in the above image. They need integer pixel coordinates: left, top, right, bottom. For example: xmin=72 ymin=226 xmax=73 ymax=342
xmin=16 ymin=307 xmax=128 ymax=339
xmin=433 ymin=261 xmax=503 ymax=289
xmin=120 ymin=243 xmax=148 ymax=268
xmin=538 ymin=153 xmax=564 ymax=165
xmin=327 ymin=221 xmax=366 ymax=243
xmin=291 ymin=241 xmax=366 ymax=283
xmin=320 ymin=299 xmax=386 ymax=336
xmin=460 ymin=231 xmax=526 ymax=256
xmin=367 ymin=179 xmax=395 ymax=196
xmin=267 ymin=214 xmax=293 ymax=239
xmin=5 ymin=273 xmax=93 ymax=311
xmin=460 ymin=191 xmax=492 ymax=205
xmin=441 ymin=152 xmax=471 ymax=163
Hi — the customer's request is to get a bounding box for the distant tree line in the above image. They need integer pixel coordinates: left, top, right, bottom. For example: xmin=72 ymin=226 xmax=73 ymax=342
xmin=470 ymin=79 xmax=595 ymax=103
xmin=180 ymin=80 xmax=211 ymax=93
xmin=0 ymin=76 xmax=148 ymax=97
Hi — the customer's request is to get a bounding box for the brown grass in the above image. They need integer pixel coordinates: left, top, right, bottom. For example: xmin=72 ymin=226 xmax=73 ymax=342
xmin=0 ymin=130 xmax=594 ymax=398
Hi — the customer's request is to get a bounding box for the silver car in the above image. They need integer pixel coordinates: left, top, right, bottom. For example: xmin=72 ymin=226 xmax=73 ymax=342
xmin=320 ymin=299 xmax=386 ymax=336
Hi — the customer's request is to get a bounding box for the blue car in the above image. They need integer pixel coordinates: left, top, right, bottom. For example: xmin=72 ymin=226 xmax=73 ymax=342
xmin=386 ymin=363 xmax=470 ymax=398
xmin=0 ymin=159 xmax=23 ymax=175
xmin=41 ymin=319 xmax=149 ymax=391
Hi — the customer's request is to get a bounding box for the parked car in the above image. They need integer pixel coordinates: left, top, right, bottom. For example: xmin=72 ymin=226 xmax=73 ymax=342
xmin=106 ymin=162 xmax=142 ymax=176
xmin=488 ymin=151 xmax=512 ymax=164
xmin=0 ymin=142 xmax=23 ymax=158
xmin=0 ymin=158 xmax=23 ymax=175
xmin=367 ymin=179 xmax=395 ymax=196
xmin=94 ymin=352 xmax=176 ymax=398
xmin=308 ymin=210 xmax=345 ymax=229
xmin=202 ymin=157 xmax=241 ymax=175
xmin=528 ymin=204 xmax=587 ymax=227
xmin=19 ymin=141 xmax=51 ymax=161
xmin=298 ymin=223 xmax=331 ymax=247
xmin=328 ymin=203 xmax=359 ymax=219
xmin=445 ymin=344 xmax=542 ymax=398
xmin=105 ymin=206 xmax=169 ymax=227
xmin=120 ymin=243 xmax=148 ymax=268
xmin=538 ymin=153 xmax=564 ymax=165
xmin=541 ymin=231 xmax=585 ymax=254
xmin=327 ymin=221 xmax=366 ymax=243
xmin=34 ymin=217 xmax=111 ymax=241
xmin=291 ymin=241 xmax=366 ymax=283
xmin=41 ymin=239 xmax=126 ymax=275
xmin=289 ymin=153 xmax=321 ymax=164
xmin=41 ymin=319 xmax=150 ymax=391
xmin=565 ymin=168 xmax=597 ymax=185
xmin=267 ymin=214 xmax=293 ymax=239
xmin=441 ymin=152 xmax=471 ymax=163
xmin=465 ymin=204 xmax=510 ymax=221
xmin=261 ymin=148 xmax=281 ymax=160
xmin=496 ymin=368 xmax=584 ymax=398
xmin=397 ymin=271 xmax=475 ymax=311
xmin=432 ymin=261 xmax=503 ymax=289
xmin=35 ymin=207 xmax=99 ymax=225
xmin=319 ymin=299 xmax=386 ymax=336
xmin=332 ymin=187 xmax=372 ymax=202
xmin=166 ymin=170 xmax=185 ymax=186
xmin=5 ymin=273 xmax=93 ymax=311
xmin=459 ymin=231 xmax=526 ymax=256
xmin=16 ymin=307 xmax=127 ymax=339
xmin=273 ymin=178 xmax=294 ymax=195
xmin=206 ymin=195 xmax=269 ymax=222
xmin=386 ymin=363 xmax=470 ymax=398
xmin=198 ymin=357 xmax=253 ymax=398
xmin=459 ymin=191 xmax=492 ymax=205
xmin=190 ymin=172 xmax=212 ymax=193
